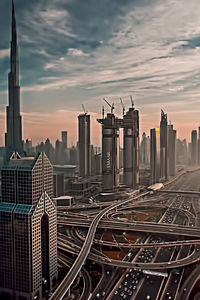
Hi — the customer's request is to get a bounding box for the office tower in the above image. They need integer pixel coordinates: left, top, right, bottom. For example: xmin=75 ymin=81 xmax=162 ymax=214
xmin=53 ymin=173 xmax=65 ymax=197
xmin=146 ymin=135 xmax=150 ymax=164
xmin=5 ymin=1 xmax=23 ymax=159
xmin=24 ymin=139 xmax=34 ymax=156
xmin=140 ymin=132 xmax=150 ymax=165
xmin=61 ymin=131 xmax=68 ymax=148
xmin=198 ymin=127 xmax=200 ymax=165
xmin=119 ymin=147 xmax=123 ymax=168
xmin=191 ymin=130 xmax=198 ymax=166
xmin=188 ymin=142 xmax=192 ymax=165
xmin=94 ymin=153 xmax=102 ymax=175
xmin=44 ymin=138 xmax=54 ymax=163
xmin=70 ymin=146 xmax=78 ymax=165
xmin=36 ymin=142 xmax=45 ymax=154
xmin=176 ymin=139 xmax=188 ymax=165
xmin=123 ymin=107 xmax=139 ymax=188
xmin=168 ymin=124 xmax=176 ymax=176
xmin=160 ymin=110 xmax=168 ymax=180
xmin=90 ymin=145 xmax=96 ymax=175
xmin=55 ymin=139 xmax=64 ymax=165
xmin=0 ymin=152 xmax=57 ymax=300
xmin=98 ymin=113 xmax=121 ymax=191
xmin=150 ymin=128 xmax=161 ymax=184
xmin=78 ymin=113 xmax=90 ymax=178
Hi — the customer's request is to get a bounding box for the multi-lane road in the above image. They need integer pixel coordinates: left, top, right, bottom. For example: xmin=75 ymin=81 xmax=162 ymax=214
xmin=54 ymin=168 xmax=200 ymax=300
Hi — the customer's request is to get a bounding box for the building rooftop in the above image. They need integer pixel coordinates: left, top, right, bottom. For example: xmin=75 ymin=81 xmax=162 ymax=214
xmin=9 ymin=157 xmax=35 ymax=167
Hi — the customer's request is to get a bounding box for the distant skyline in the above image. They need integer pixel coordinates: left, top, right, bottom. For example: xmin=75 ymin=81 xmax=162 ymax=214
xmin=0 ymin=0 xmax=200 ymax=146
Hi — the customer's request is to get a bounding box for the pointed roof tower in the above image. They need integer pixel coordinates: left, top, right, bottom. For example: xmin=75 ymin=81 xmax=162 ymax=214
xmin=5 ymin=0 xmax=23 ymax=160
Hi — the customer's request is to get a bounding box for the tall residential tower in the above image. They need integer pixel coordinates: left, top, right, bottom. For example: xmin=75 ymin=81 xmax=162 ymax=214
xmin=5 ymin=1 xmax=23 ymax=159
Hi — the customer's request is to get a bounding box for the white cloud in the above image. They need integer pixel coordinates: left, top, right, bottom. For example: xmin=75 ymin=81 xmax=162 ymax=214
xmin=67 ymin=48 xmax=89 ymax=57
xmin=0 ymin=49 xmax=9 ymax=59
xmin=2 ymin=0 xmax=200 ymax=144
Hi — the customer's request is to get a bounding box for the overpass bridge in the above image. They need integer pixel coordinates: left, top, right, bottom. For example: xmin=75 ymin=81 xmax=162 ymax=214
xmin=158 ymin=190 xmax=200 ymax=195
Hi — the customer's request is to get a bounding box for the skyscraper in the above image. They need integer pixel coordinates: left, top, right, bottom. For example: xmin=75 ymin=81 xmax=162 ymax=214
xmin=78 ymin=113 xmax=90 ymax=178
xmin=5 ymin=1 xmax=23 ymax=159
xmin=140 ymin=132 xmax=150 ymax=165
xmin=61 ymin=131 xmax=68 ymax=148
xmin=168 ymin=124 xmax=176 ymax=176
xmin=191 ymin=130 xmax=198 ymax=166
xmin=123 ymin=107 xmax=139 ymax=188
xmin=150 ymin=128 xmax=161 ymax=184
xmin=0 ymin=152 xmax=57 ymax=300
xmin=98 ymin=113 xmax=121 ymax=191
xmin=198 ymin=127 xmax=200 ymax=165
xmin=160 ymin=110 xmax=168 ymax=180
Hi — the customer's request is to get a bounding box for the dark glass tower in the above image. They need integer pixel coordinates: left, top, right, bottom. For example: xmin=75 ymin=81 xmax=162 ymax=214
xmin=191 ymin=130 xmax=198 ymax=166
xmin=123 ymin=107 xmax=139 ymax=188
xmin=168 ymin=124 xmax=176 ymax=176
xmin=160 ymin=110 xmax=168 ymax=180
xmin=5 ymin=1 xmax=23 ymax=159
xmin=0 ymin=152 xmax=57 ymax=300
xmin=61 ymin=131 xmax=68 ymax=148
xmin=78 ymin=114 xmax=90 ymax=178
xmin=100 ymin=113 xmax=120 ymax=191
xmin=198 ymin=127 xmax=200 ymax=165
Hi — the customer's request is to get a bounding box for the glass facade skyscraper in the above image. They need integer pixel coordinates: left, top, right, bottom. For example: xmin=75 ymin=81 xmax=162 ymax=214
xmin=0 ymin=152 xmax=57 ymax=300
xmin=78 ymin=114 xmax=91 ymax=178
xmin=160 ymin=110 xmax=168 ymax=180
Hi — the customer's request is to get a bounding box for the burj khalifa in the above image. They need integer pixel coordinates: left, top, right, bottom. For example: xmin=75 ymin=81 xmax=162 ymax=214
xmin=5 ymin=0 xmax=23 ymax=159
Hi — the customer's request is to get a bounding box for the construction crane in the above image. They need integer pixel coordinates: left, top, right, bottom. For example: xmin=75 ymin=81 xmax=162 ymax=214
xmin=102 ymin=105 xmax=105 ymax=119
xmin=82 ymin=104 xmax=88 ymax=115
xmin=120 ymin=98 xmax=125 ymax=116
xmin=130 ymin=95 xmax=134 ymax=108
xmin=103 ymin=98 xmax=115 ymax=114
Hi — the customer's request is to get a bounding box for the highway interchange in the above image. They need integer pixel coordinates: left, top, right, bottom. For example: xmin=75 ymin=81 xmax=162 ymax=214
xmin=51 ymin=169 xmax=200 ymax=300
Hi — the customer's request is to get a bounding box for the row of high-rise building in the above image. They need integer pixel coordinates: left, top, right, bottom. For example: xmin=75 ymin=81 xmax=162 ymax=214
xmin=150 ymin=110 xmax=177 ymax=184
xmin=77 ymin=104 xmax=139 ymax=192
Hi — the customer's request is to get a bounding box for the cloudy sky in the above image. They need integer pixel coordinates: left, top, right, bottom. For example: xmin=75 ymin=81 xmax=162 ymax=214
xmin=0 ymin=0 xmax=200 ymax=146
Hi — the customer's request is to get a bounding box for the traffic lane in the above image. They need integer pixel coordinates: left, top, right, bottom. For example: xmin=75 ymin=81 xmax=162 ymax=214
xmin=134 ymin=275 xmax=164 ymax=300
xmin=58 ymin=219 xmax=200 ymax=238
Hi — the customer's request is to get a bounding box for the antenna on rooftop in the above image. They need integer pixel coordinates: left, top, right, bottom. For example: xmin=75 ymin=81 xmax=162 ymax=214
xmin=102 ymin=105 xmax=105 ymax=119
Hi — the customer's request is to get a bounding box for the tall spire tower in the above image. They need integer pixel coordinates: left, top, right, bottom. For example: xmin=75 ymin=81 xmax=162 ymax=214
xmin=5 ymin=0 xmax=23 ymax=158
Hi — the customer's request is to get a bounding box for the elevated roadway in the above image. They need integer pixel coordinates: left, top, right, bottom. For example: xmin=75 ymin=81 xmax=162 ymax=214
xmin=158 ymin=190 xmax=200 ymax=195
xmin=58 ymin=218 xmax=200 ymax=238
xmin=57 ymin=238 xmax=200 ymax=270
xmin=58 ymin=253 xmax=92 ymax=300
xmin=178 ymin=266 xmax=200 ymax=300
xmin=51 ymin=191 xmax=150 ymax=299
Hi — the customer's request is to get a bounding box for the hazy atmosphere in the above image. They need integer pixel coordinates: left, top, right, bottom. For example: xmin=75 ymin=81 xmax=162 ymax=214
xmin=0 ymin=0 xmax=200 ymax=145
